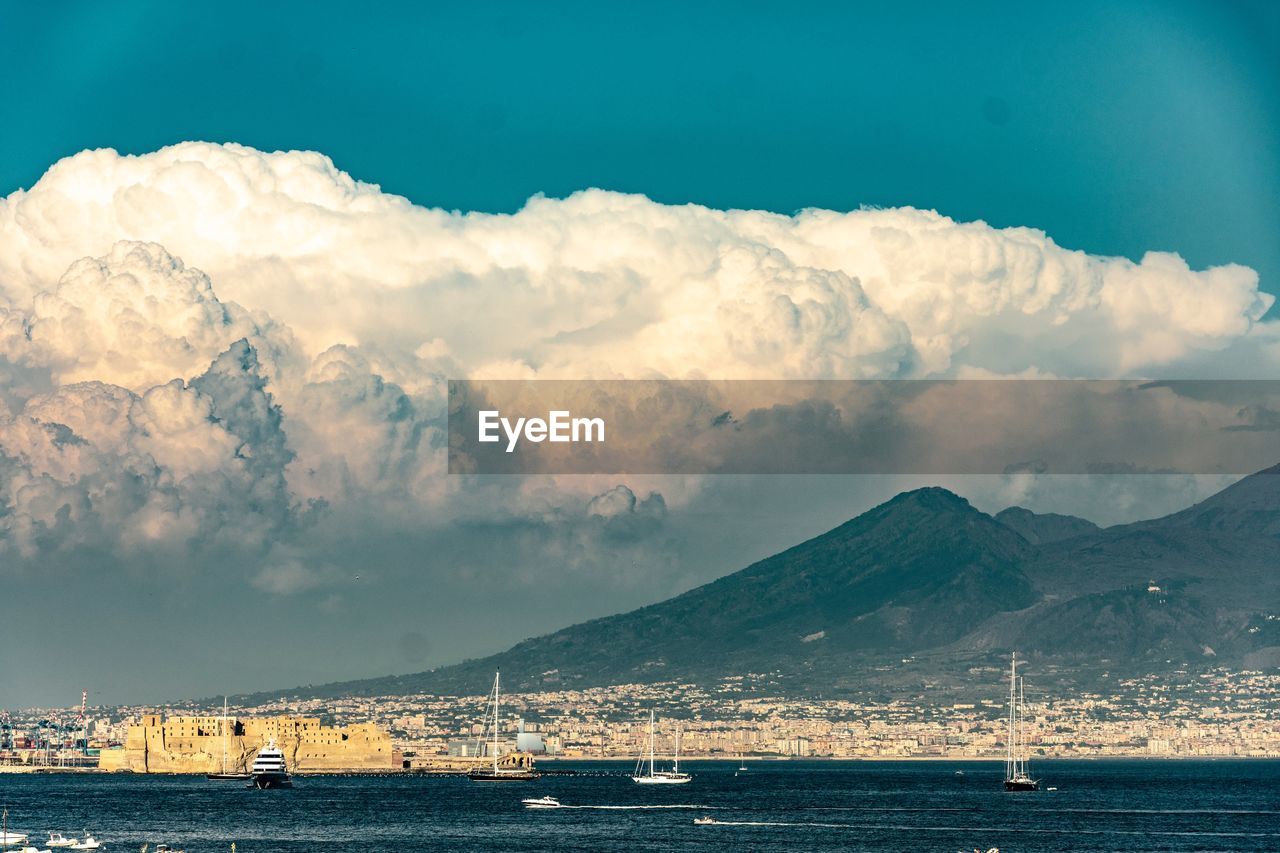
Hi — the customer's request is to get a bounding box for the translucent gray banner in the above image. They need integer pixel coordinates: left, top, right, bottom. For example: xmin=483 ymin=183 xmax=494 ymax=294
xmin=447 ymin=380 xmax=1280 ymax=475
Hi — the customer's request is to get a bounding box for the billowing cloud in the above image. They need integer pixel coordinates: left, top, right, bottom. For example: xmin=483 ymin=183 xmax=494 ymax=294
xmin=0 ymin=144 xmax=1274 ymax=565
xmin=0 ymin=339 xmax=292 ymax=563
xmin=0 ymin=143 xmax=1272 ymax=384
xmin=0 ymin=240 xmax=287 ymax=391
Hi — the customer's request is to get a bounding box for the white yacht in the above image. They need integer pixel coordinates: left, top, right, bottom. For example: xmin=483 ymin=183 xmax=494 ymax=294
xmin=248 ymin=740 xmax=293 ymax=789
xmin=632 ymin=709 xmax=692 ymax=784
xmin=45 ymin=834 xmax=76 ymax=849
xmin=68 ymin=838 xmax=100 ymax=851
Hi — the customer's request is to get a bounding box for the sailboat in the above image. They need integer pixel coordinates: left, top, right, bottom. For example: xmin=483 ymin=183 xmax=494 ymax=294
xmin=1003 ymin=652 xmax=1040 ymax=792
xmin=632 ymin=709 xmax=692 ymax=784
xmin=207 ymin=697 xmax=250 ymax=780
xmin=468 ymin=671 xmax=538 ymax=782
xmin=0 ymin=808 xmax=32 ymax=851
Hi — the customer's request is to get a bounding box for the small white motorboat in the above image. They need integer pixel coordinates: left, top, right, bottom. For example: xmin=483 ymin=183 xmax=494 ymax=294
xmin=69 ymin=836 xmax=102 ymax=850
xmin=46 ymin=833 xmax=78 ymax=848
xmin=693 ymin=816 xmax=717 ymax=825
xmin=521 ymin=796 xmax=562 ymax=809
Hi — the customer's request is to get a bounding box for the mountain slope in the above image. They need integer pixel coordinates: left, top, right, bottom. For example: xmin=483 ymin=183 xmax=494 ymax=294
xmin=264 ymin=487 xmax=1042 ymax=698
xmin=994 ymin=507 xmax=1100 ymax=545
xmin=249 ymin=469 xmax=1280 ymax=702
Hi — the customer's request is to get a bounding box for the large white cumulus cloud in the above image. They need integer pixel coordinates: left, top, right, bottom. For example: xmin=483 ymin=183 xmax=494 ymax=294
xmin=0 ymin=240 xmax=288 ymax=391
xmin=0 ymin=142 xmax=1275 ymax=594
xmin=0 ymin=342 xmax=292 ymax=561
xmin=1 ymin=142 xmax=1272 ymax=381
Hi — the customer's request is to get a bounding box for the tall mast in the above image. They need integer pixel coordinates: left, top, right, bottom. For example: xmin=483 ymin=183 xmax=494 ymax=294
xmin=648 ymin=708 xmax=655 ymax=777
xmin=493 ymin=671 xmax=501 ymax=774
xmin=1018 ymin=676 xmax=1027 ymax=776
xmin=1006 ymin=652 xmax=1016 ymax=780
xmin=674 ymin=723 xmax=681 ymax=774
xmin=222 ymin=696 xmax=228 ymax=774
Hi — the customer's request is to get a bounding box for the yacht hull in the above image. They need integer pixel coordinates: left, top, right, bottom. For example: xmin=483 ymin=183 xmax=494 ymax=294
xmin=249 ymin=773 xmax=293 ymax=789
xmin=1003 ymin=779 xmax=1040 ymax=792
xmin=633 ymin=775 xmax=692 ymax=784
xmin=468 ymin=770 xmax=538 ymax=782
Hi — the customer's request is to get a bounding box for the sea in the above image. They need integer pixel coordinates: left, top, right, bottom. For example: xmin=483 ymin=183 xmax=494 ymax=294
xmin=2 ymin=759 xmax=1278 ymax=852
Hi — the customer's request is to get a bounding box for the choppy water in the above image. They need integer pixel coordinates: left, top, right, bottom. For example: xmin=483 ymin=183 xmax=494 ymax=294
xmin=2 ymin=759 xmax=1278 ymax=851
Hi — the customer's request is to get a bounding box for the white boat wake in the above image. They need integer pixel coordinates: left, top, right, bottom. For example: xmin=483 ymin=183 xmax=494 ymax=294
xmin=556 ymin=804 xmax=716 ymax=810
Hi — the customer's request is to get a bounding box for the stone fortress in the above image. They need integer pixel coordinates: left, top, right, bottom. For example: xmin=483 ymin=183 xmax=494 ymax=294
xmin=98 ymin=714 xmax=398 ymax=773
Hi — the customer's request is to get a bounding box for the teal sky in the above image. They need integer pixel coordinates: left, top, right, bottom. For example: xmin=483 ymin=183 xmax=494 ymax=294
xmin=3 ymin=0 xmax=1278 ymax=304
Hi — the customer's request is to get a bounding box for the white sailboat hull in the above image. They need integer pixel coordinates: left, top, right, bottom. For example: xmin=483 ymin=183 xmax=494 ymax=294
xmin=633 ymin=773 xmax=692 ymax=784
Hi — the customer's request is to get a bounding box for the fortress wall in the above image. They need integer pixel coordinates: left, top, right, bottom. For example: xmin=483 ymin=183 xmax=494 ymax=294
xmin=105 ymin=715 xmax=396 ymax=773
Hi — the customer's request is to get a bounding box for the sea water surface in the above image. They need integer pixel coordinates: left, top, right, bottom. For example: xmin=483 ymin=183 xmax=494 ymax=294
xmin=2 ymin=759 xmax=1278 ymax=852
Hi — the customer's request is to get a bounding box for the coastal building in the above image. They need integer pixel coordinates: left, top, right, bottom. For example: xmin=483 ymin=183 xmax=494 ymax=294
xmin=98 ymin=714 xmax=397 ymax=773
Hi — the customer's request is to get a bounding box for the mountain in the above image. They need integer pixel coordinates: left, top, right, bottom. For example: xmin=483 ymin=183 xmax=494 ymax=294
xmin=251 ymin=468 xmax=1280 ymax=702
xmin=993 ymin=507 xmax=1100 ymax=544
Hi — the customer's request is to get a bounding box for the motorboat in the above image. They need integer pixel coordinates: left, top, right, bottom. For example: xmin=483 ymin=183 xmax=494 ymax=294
xmin=69 ymin=838 xmax=101 ymax=850
xmin=521 ymin=796 xmax=562 ymax=809
xmin=693 ymin=816 xmax=717 ymax=825
xmin=45 ymin=834 xmax=77 ymax=849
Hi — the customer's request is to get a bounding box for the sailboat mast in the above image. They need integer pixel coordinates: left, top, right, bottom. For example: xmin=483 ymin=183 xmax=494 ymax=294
xmin=222 ymin=696 xmax=228 ymax=774
xmin=1018 ymin=676 xmax=1027 ymax=775
xmin=493 ymin=671 xmax=501 ymax=774
xmin=674 ymin=724 xmax=681 ymax=774
xmin=648 ymin=708 xmax=655 ymax=777
xmin=1006 ymin=653 xmax=1016 ymax=779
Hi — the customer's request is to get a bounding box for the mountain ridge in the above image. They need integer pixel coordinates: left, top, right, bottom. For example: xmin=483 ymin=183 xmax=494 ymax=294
xmin=241 ymin=469 xmax=1280 ymax=702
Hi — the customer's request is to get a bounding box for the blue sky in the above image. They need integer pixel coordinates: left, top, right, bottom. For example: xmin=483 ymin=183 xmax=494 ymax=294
xmin=3 ymin=0 xmax=1278 ymax=302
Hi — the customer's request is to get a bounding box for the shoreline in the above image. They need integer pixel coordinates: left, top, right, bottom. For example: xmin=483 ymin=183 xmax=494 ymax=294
xmin=5 ymin=754 xmax=1279 ymax=776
